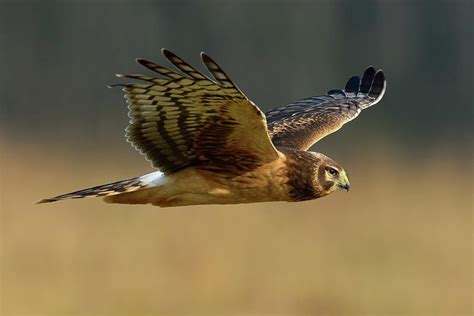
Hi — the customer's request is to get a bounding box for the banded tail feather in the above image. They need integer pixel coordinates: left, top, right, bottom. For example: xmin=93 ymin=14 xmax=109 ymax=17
xmin=36 ymin=172 xmax=164 ymax=204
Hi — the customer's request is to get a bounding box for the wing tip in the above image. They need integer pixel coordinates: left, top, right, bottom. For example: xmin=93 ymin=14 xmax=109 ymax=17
xmin=200 ymin=51 xmax=212 ymax=63
xmin=374 ymin=69 xmax=385 ymax=79
xmin=344 ymin=66 xmax=386 ymax=105
xmin=161 ymin=48 xmax=177 ymax=62
xmin=35 ymin=198 xmax=58 ymax=204
xmin=369 ymin=69 xmax=386 ymax=104
xmin=135 ymin=57 xmax=149 ymax=66
xmin=327 ymin=89 xmax=347 ymax=97
xmin=364 ymin=65 xmax=376 ymax=73
xmin=107 ymin=74 xmax=125 ymax=88
xmin=344 ymin=75 xmax=361 ymax=93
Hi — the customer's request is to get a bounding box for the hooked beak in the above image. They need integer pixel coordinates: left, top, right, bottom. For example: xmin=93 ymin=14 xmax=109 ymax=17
xmin=340 ymin=182 xmax=351 ymax=192
xmin=337 ymin=173 xmax=351 ymax=192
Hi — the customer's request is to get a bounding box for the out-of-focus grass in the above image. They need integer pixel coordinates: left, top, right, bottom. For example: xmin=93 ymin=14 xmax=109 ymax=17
xmin=1 ymin=141 xmax=472 ymax=316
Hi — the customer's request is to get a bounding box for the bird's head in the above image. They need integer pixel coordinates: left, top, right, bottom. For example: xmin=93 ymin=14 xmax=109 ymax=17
xmin=313 ymin=153 xmax=351 ymax=195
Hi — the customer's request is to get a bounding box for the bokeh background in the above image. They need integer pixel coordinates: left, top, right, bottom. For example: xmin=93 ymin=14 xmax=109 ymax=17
xmin=1 ymin=1 xmax=472 ymax=315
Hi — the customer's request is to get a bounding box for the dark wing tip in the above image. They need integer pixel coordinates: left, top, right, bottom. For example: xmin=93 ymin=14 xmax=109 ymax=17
xmin=136 ymin=58 xmax=154 ymax=68
xmin=363 ymin=66 xmax=376 ymax=76
xmin=161 ymin=48 xmax=184 ymax=66
xmin=108 ymin=83 xmax=128 ymax=88
xmin=200 ymin=52 xmax=216 ymax=67
xmin=35 ymin=198 xmax=58 ymax=204
xmin=359 ymin=66 xmax=376 ymax=94
xmin=199 ymin=52 xmax=240 ymax=89
xmin=200 ymin=52 xmax=222 ymax=74
xmin=344 ymin=76 xmax=361 ymax=93
xmin=135 ymin=58 xmax=157 ymax=70
xmin=327 ymin=66 xmax=386 ymax=108
xmin=374 ymin=69 xmax=385 ymax=81
xmin=327 ymin=89 xmax=347 ymax=97
xmin=161 ymin=48 xmax=179 ymax=63
xmin=200 ymin=52 xmax=214 ymax=67
xmin=368 ymin=69 xmax=386 ymax=100
xmin=200 ymin=52 xmax=213 ymax=67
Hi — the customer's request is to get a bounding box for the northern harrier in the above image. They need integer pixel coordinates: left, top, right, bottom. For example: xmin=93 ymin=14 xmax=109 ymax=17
xmin=38 ymin=50 xmax=386 ymax=207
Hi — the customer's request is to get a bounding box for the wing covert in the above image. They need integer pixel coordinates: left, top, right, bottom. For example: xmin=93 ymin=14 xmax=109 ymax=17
xmin=111 ymin=49 xmax=279 ymax=175
xmin=266 ymin=66 xmax=386 ymax=150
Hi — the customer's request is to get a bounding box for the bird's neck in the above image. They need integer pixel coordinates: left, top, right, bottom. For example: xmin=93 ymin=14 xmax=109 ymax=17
xmin=279 ymin=148 xmax=324 ymax=201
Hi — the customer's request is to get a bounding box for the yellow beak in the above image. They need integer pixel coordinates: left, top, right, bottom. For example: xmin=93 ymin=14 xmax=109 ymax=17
xmin=337 ymin=172 xmax=351 ymax=192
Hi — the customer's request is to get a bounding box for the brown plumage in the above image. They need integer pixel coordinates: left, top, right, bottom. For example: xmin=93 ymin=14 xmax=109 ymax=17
xmin=37 ymin=49 xmax=386 ymax=207
xmin=267 ymin=66 xmax=385 ymax=150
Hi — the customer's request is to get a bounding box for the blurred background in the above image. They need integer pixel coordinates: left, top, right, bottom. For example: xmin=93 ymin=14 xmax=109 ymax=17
xmin=0 ymin=0 xmax=472 ymax=315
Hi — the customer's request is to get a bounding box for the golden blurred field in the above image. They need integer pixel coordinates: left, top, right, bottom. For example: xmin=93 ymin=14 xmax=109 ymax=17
xmin=1 ymin=140 xmax=472 ymax=315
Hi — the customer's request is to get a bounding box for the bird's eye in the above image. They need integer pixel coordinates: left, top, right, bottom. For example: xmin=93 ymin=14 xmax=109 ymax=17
xmin=326 ymin=167 xmax=339 ymax=176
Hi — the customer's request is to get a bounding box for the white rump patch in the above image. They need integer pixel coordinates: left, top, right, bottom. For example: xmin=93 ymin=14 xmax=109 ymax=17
xmin=139 ymin=171 xmax=166 ymax=187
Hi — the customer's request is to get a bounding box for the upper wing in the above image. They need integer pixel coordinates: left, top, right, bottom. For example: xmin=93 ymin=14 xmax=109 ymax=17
xmin=111 ymin=49 xmax=279 ymax=175
xmin=266 ymin=67 xmax=386 ymax=151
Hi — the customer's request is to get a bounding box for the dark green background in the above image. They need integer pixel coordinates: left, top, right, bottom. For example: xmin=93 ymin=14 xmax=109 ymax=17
xmin=1 ymin=0 xmax=472 ymax=157
xmin=1 ymin=1 xmax=472 ymax=315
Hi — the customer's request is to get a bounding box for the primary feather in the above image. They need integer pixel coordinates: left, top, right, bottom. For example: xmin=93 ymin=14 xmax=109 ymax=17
xmin=112 ymin=49 xmax=278 ymax=175
xmin=266 ymin=66 xmax=386 ymax=150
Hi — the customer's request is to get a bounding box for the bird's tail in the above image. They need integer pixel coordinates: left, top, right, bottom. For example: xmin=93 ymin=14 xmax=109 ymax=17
xmin=36 ymin=171 xmax=163 ymax=204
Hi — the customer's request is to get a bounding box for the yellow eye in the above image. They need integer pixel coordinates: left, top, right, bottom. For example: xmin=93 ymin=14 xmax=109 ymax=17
xmin=326 ymin=167 xmax=339 ymax=176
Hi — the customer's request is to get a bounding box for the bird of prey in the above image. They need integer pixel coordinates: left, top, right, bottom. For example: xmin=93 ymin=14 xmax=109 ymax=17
xmin=38 ymin=49 xmax=386 ymax=207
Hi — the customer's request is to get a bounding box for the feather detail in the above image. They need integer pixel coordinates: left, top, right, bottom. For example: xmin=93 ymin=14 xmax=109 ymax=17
xmin=36 ymin=172 xmax=164 ymax=204
xmin=266 ymin=66 xmax=386 ymax=150
xmin=110 ymin=49 xmax=279 ymax=175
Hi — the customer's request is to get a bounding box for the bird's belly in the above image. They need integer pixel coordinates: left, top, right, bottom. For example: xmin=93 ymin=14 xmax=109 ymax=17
xmin=152 ymin=163 xmax=290 ymax=207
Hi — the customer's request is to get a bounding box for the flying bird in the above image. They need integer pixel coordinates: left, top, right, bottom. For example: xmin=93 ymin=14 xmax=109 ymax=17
xmin=38 ymin=49 xmax=386 ymax=207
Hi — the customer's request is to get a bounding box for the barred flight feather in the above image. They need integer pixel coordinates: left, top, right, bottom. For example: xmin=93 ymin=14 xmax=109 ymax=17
xmin=266 ymin=66 xmax=386 ymax=150
xmin=112 ymin=49 xmax=279 ymax=175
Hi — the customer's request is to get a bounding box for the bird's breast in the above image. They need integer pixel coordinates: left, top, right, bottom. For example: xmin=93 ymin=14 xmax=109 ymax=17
xmin=203 ymin=156 xmax=292 ymax=203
